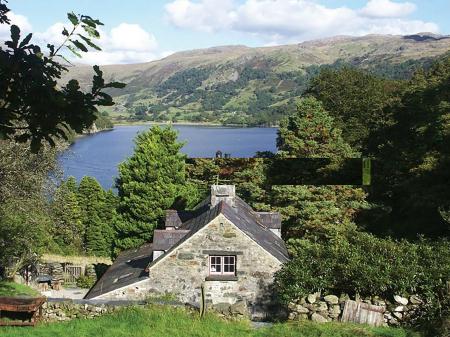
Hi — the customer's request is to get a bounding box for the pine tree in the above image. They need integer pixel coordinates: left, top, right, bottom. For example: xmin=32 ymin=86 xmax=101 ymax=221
xmin=78 ymin=176 xmax=113 ymax=256
xmin=273 ymin=97 xmax=367 ymax=241
xmin=51 ymin=178 xmax=84 ymax=254
xmin=277 ymin=97 xmax=356 ymax=158
xmin=114 ymin=126 xmax=193 ymax=252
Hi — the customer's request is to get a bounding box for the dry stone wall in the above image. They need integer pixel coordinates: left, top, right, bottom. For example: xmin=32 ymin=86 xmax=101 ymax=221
xmin=288 ymin=293 xmax=425 ymax=327
xmin=42 ymin=301 xmax=120 ymax=322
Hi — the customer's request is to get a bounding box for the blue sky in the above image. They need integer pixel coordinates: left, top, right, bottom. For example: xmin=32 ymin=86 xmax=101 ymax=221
xmin=3 ymin=0 xmax=449 ymax=64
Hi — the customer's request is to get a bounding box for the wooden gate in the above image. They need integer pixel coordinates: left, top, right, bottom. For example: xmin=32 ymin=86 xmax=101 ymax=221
xmin=64 ymin=265 xmax=82 ymax=284
xmin=341 ymin=300 xmax=385 ymax=326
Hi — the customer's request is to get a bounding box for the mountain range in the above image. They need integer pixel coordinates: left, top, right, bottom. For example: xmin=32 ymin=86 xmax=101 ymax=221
xmin=63 ymin=33 xmax=450 ymax=125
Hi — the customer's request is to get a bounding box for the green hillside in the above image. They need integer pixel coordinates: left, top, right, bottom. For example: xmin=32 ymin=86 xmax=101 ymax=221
xmin=63 ymin=33 xmax=450 ymax=126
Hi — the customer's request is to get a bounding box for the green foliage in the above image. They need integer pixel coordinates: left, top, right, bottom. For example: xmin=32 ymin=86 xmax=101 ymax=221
xmin=76 ymin=275 xmax=96 ymax=289
xmin=367 ymin=56 xmax=450 ymax=238
xmin=272 ymin=185 xmax=368 ymax=239
xmin=272 ymin=97 xmax=367 ymax=239
xmin=0 ymin=5 xmax=124 ymax=152
xmin=49 ymin=176 xmax=117 ymax=257
xmin=275 ymin=233 xmax=450 ymax=314
xmin=77 ymin=177 xmax=117 ymax=257
xmin=277 ymin=97 xmax=357 ymax=158
xmin=307 ymin=67 xmax=402 ymax=151
xmin=0 ymin=140 xmax=58 ymax=277
xmin=1 ymin=305 xmax=418 ymax=337
xmin=51 ymin=177 xmax=84 ymax=255
xmin=115 ymin=126 xmax=198 ymax=252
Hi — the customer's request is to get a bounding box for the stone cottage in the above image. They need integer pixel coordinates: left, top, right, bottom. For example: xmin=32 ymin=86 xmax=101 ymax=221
xmin=85 ymin=185 xmax=289 ymax=317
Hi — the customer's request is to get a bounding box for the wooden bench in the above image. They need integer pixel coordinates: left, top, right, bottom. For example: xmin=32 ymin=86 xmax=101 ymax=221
xmin=0 ymin=297 xmax=46 ymax=326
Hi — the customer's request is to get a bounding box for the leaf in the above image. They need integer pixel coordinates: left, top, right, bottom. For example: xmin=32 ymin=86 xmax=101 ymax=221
xmin=19 ymin=33 xmax=33 ymax=48
xmin=70 ymin=39 xmax=88 ymax=52
xmin=67 ymin=12 xmax=79 ymax=26
xmin=47 ymin=44 xmax=55 ymax=56
xmin=10 ymin=25 xmax=20 ymax=46
xmin=67 ymin=45 xmax=81 ymax=58
xmin=78 ymin=34 xmax=101 ymax=51
xmin=82 ymin=25 xmax=100 ymax=38
xmin=62 ymin=28 xmax=69 ymax=36
xmin=93 ymin=65 xmax=102 ymax=76
xmin=80 ymin=15 xmax=103 ymax=26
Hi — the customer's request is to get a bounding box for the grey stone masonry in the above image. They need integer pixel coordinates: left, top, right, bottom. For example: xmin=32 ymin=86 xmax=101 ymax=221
xmin=97 ymin=214 xmax=283 ymax=318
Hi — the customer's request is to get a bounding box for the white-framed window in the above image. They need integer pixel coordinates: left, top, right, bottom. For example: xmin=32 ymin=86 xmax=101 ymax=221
xmin=209 ymin=255 xmax=236 ymax=275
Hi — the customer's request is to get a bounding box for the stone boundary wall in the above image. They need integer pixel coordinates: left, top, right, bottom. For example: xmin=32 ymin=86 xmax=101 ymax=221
xmin=42 ymin=299 xmax=151 ymax=322
xmin=288 ymin=293 xmax=424 ymax=326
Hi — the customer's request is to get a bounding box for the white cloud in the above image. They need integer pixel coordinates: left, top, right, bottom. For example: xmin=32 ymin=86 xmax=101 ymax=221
xmin=107 ymin=23 xmax=158 ymax=52
xmin=165 ymin=0 xmax=235 ymax=33
xmin=360 ymin=0 xmax=416 ymax=18
xmin=34 ymin=21 xmax=161 ymax=65
xmin=0 ymin=11 xmax=32 ymax=40
xmin=164 ymin=0 xmax=439 ymax=44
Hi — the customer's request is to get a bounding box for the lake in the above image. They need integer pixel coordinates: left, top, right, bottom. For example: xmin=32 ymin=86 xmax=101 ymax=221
xmin=60 ymin=125 xmax=278 ymax=189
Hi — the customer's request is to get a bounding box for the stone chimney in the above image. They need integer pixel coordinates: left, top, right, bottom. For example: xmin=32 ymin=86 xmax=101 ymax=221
xmin=211 ymin=185 xmax=235 ymax=208
xmin=165 ymin=210 xmax=182 ymax=229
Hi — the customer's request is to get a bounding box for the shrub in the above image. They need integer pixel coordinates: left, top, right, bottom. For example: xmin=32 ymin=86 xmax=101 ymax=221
xmin=274 ymin=232 xmax=450 ymax=325
xmin=76 ymin=275 xmax=96 ymax=289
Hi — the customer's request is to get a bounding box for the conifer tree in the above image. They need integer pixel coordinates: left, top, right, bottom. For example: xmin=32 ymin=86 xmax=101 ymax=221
xmin=78 ymin=176 xmax=115 ymax=256
xmin=277 ymin=97 xmax=356 ymax=158
xmin=51 ymin=177 xmax=84 ymax=254
xmin=273 ymin=97 xmax=367 ymax=240
xmin=114 ymin=126 xmax=196 ymax=252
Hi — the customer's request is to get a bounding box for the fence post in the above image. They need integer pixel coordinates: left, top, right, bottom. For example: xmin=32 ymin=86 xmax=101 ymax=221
xmin=199 ymin=283 xmax=206 ymax=319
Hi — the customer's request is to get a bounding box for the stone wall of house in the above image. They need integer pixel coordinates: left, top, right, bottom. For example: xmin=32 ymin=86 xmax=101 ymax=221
xmin=288 ymin=293 xmax=425 ymax=326
xmin=97 ymin=214 xmax=283 ymax=319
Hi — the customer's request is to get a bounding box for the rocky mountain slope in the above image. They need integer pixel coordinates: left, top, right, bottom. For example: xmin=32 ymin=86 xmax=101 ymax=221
xmin=63 ymin=33 xmax=450 ymax=125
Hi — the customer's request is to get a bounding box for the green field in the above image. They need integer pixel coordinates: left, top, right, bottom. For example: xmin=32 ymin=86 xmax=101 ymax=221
xmin=2 ymin=306 xmax=421 ymax=337
xmin=0 ymin=281 xmax=39 ymax=297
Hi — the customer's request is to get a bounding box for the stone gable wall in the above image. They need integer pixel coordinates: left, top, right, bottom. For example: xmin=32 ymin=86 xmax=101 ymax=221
xmin=97 ymin=214 xmax=283 ymax=318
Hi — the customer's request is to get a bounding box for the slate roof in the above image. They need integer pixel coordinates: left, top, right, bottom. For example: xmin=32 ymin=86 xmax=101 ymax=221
xmin=221 ymin=198 xmax=289 ymax=262
xmin=84 ymin=243 xmax=153 ymax=299
xmin=257 ymin=212 xmax=282 ymax=229
xmin=152 ymin=229 xmax=190 ymax=250
xmin=147 ymin=197 xmax=289 ymax=270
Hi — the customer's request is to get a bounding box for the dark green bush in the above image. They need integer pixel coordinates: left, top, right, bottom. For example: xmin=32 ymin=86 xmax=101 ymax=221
xmin=275 ymin=232 xmax=449 ymax=322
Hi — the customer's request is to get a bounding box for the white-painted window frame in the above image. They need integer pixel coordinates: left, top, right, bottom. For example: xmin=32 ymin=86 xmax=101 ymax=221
xmin=209 ymin=255 xmax=236 ymax=276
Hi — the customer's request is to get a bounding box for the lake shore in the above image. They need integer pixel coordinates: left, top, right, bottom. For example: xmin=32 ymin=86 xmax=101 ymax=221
xmin=112 ymin=120 xmax=279 ymax=128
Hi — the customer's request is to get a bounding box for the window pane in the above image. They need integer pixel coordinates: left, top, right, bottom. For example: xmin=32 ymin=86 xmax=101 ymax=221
xmin=210 ymin=256 xmax=222 ymax=273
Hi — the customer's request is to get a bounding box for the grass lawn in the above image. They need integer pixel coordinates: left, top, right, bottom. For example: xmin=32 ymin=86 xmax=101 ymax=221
xmin=0 ymin=281 xmax=40 ymax=297
xmin=2 ymin=305 xmax=422 ymax=337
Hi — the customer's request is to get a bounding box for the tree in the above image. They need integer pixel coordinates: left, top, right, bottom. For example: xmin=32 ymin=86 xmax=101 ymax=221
xmin=51 ymin=177 xmax=84 ymax=254
xmin=77 ymin=176 xmax=115 ymax=257
xmin=273 ymin=97 xmax=367 ymax=240
xmin=0 ymin=140 xmax=57 ymax=277
xmin=0 ymin=2 xmax=125 ymax=152
xmin=368 ymin=56 xmax=450 ymax=238
xmin=307 ymin=67 xmax=401 ymax=151
xmin=276 ymin=97 xmax=356 ymax=159
xmin=114 ymin=126 xmax=197 ymax=252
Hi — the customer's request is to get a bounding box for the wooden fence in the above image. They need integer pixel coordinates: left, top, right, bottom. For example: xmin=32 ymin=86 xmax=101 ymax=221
xmin=341 ymin=300 xmax=385 ymax=327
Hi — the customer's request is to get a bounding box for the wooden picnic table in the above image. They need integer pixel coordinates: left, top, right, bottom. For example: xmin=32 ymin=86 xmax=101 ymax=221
xmin=0 ymin=297 xmax=46 ymax=326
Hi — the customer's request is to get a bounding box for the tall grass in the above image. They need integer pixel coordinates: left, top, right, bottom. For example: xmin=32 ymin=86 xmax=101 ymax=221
xmin=2 ymin=306 xmax=421 ymax=337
